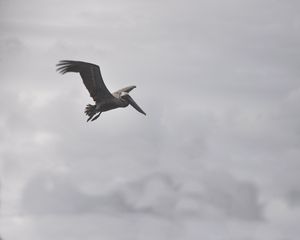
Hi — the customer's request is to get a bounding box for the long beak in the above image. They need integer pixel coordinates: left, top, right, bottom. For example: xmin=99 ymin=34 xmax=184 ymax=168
xmin=126 ymin=95 xmax=146 ymax=115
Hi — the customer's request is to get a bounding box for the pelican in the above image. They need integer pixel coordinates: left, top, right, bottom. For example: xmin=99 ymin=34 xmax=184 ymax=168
xmin=56 ymin=60 xmax=146 ymax=121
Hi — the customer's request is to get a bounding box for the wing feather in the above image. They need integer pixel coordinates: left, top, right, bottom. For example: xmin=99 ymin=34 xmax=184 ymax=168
xmin=113 ymin=85 xmax=136 ymax=95
xmin=56 ymin=60 xmax=113 ymax=102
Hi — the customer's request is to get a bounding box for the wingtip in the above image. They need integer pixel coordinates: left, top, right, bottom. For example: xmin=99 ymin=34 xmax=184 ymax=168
xmin=55 ymin=60 xmax=76 ymax=74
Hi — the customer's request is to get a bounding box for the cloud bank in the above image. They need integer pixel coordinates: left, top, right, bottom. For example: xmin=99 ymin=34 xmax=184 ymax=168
xmin=1 ymin=0 xmax=300 ymax=239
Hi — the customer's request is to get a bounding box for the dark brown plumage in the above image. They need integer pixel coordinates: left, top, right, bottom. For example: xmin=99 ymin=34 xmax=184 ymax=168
xmin=56 ymin=60 xmax=146 ymax=121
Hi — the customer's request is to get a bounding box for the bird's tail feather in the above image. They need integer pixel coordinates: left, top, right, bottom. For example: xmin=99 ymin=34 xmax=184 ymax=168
xmin=85 ymin=104 xmax=96 ymax=121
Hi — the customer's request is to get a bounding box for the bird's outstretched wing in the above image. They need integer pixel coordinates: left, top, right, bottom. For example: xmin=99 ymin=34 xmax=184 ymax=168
xmin=56 ymin=60 xmax=113 ymax=102
xmin=113 ymin=85 xmax=136 ymax=95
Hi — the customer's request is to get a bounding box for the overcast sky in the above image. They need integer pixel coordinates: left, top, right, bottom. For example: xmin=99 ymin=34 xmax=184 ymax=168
xmin=1 ymin=0 xmax=300 ymax=239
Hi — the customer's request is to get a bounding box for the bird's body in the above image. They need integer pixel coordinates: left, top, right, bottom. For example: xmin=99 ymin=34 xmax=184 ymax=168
xmin=56 ymin=60 xmax=146 ymax=121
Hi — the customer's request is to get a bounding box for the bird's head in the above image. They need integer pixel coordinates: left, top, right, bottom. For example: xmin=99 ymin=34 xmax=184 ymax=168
xmin=120 ymin=91 xmax=130 ymax=100
xmin=120 ymin=92 xmax=146 ymax=115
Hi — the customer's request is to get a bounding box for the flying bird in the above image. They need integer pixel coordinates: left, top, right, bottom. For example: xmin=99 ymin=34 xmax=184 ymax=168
xmin=56 ymin=60 xmax=146 ymax=121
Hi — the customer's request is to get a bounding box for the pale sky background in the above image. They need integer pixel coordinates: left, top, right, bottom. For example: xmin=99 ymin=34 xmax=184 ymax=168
xmin=1 ymin=0 xmax=300 ymax=239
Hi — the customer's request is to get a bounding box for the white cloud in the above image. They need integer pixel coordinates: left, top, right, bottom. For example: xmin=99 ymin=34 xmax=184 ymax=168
xmin=20 ymin=170 xmax=262 ymax=221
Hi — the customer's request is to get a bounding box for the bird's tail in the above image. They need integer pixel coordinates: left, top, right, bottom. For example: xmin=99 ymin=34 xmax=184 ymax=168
xmin=85 ymin=104 xmax=97 ymax=121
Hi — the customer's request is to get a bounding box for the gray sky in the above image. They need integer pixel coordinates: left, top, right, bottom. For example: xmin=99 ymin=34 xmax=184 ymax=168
xmin=1 ymin=0 xmax=300 ymax=239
